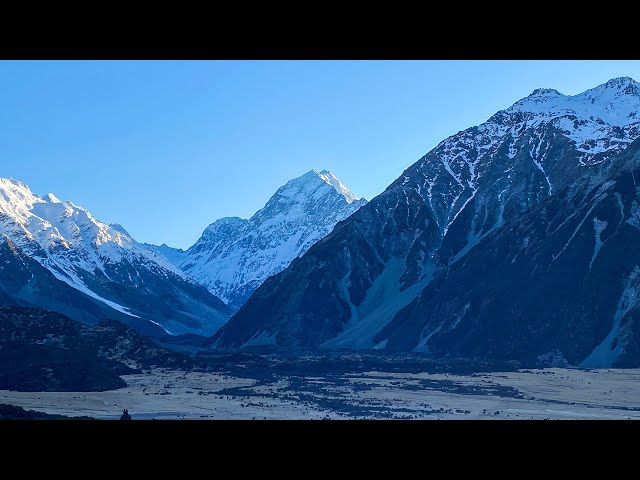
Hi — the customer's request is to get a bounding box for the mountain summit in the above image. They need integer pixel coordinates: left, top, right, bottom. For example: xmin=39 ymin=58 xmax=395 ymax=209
xmin=210 ymin=77 xmax=640 ymax=367
xmin=150 ymin=170 xmax=366 ymax=311
xmin=0 ymin=178 xmax=230 ymax=336
xmin=313 ymin=170 xmax=361 ymax=203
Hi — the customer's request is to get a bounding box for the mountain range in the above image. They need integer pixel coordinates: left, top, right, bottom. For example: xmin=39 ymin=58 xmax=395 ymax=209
xmin=3 ymin=77 xmax=640 ymax=369
xmin=210 ymin=77 xmax=640 ymax=367
xmin=0 ymin=179 xmax=231 ymax=336
xmin=0 ymin=169 xmax=365 ymax=336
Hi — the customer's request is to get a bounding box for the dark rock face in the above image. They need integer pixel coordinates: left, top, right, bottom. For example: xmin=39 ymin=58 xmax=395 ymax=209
xmin=0 ymin=306 xmax=195 ymax=391
xmin=211 ymin=78 xmax=640 ymax=367
xmin=380 ymin=141 xmax=640 ymax=367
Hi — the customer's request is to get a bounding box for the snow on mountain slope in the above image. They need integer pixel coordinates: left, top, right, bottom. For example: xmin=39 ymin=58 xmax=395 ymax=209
xmin=495 ymin=76 xmax=640 ymax=163
xmin=210 ymin=77 xmax=640 ymax=354
xmin=316 ymin=170 xmax=362 ymax=203
xmin=406 ymin=77 xmax=640 ymax=240
xmin=0 ymin=178 xmax=184 ymax=279
xmin=150 ymin=170 xmax=366 ymax=311
xmin=0 ymin=178 xmax=230 ymax=335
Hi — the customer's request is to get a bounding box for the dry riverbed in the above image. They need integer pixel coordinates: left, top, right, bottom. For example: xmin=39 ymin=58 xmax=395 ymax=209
xmin=2 ymin=367 xmax=640 ymax=419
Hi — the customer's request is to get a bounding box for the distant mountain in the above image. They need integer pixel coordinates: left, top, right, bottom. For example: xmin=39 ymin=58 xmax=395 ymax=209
xmin=149 ymin=170 xmax=366 ymax=311
xmin=210 ymin=77 xmax=640 ymax=367
xmin=0 ymin=179 xmax=230 ymax=336
xmin=0 ymin=306 xmax=197 ymax=391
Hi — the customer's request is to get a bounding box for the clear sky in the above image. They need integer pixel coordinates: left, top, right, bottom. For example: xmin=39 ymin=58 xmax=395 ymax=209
xmin=1 ymin=60 xmax=639 ymax=249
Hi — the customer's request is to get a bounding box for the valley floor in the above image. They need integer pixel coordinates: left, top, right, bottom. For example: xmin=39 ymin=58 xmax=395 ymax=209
xmin=1 ymin=367 xmax=640 ymax=419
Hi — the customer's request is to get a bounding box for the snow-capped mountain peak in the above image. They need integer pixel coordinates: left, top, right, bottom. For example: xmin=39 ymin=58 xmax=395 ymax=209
xmin=42 ymin=192 xmax=61 ymax=203
xmin=506 ymin=77 xmax=640 ymax=127
xmin=0 ymin=177 xmax=231 ymax=335
xmin=0 ymin=177 xmax=43 ymax=222
xmin=0 ymin=177 xmax=29 ymax=190
xmin=598 ymin=76 xmax=640 ymax=91
xmin=443 ymin=76 xmax=640 ymax=171
xmin=528 ymin=87 xmax=562 ymax=97
xmin=109 ymin=223 xmax=132 ymax=237
xmin=0 ymin=177 xmax=184 ymax=274
xmin=279 ymin=169 xmax=361 ymax=204
xmin=151 ymin=169 xmax=367 ymax=311
xmin=202 ymin=217 xmax=247 ymax=237
xmin=315 ymin=169 xmax=361 ymax=203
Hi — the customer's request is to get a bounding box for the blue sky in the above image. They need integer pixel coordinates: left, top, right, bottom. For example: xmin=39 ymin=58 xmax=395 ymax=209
xmin=1 ymin=60 xmax=639 ymax=249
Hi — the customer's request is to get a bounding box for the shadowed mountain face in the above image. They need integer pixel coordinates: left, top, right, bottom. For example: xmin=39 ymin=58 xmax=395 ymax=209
xmin=210 ymin=78 xmax=640 ymax=366
xmin=148 ymin=170 xmax=366 ymax=312
xmin=379 ymin=140 xmax=640 ymax=367
xmin=0 ymin=307 xmax=196 ymax=392
xmin=0 ymin=238 xmax=167 ymax=336
xmin=0 ymin=179 xmax=231 ymax=336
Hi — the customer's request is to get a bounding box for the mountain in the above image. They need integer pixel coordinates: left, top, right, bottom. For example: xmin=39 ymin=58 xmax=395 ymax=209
xmin=378 ymin=139 xmax=640 ymax=367
xmin=149 ymin=169 xmax=366 ymax=311
xmin=0 ymin=179 xmax=231 ymax=336
xmin=210 ymin=77 xmax=640 ymax=367
xmin=0 ymin=306 xmax=196 ymax=391
xmin=0 ymin=237 xmax=167 ymax=336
